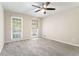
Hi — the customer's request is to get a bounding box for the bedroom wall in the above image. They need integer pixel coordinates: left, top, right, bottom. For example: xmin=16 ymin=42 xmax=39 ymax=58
xmin=0 ymin=3 xmax=4 ymax=52
xmin=4 ymin=10 xmax=42 ymax=42
xmin=42 ymin=7 xmax=79 ymax=47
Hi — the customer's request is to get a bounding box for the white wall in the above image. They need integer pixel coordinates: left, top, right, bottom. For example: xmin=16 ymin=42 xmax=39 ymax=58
xmin=42 ymin=7 xmax=79 ymax=47
xmin=0 ymin=3 xmax=4 ymax=52
xmin=4 ymin=10 xmax=42 ymax=42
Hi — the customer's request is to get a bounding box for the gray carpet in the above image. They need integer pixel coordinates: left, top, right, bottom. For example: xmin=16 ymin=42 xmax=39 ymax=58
xmin=0 ymin=38 xmax=79 ymax=56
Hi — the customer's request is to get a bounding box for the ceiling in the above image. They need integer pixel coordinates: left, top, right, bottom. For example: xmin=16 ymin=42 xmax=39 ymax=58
xmin=2 ymin=2 xmax=79 ymax=18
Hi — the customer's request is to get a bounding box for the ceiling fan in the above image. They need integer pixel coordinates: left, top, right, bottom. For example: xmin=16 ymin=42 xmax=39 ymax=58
xmin=32 ymin=2 xmax=56 ymax=14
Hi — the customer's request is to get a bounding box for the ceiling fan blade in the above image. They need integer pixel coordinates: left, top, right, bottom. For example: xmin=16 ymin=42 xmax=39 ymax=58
xmin=35 ymin=9 xmax=41 ymax=12
xmin=46 ymin=2 xmax=50 ymax=6
xmin=32 ymin=5 xmax=41 ymax=8
xmin=45 ymin=8 xmax=56 ymax=10
xmin=43 ymin=2 xmax=50 ymax=8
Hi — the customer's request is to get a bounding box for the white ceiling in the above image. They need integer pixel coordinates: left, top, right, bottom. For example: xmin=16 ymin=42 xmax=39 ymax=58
xmin=2 ymin=2 xmax=79 ymax=18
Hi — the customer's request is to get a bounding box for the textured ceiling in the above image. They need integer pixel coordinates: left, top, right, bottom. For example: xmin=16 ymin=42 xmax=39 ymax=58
xmin=2 ymin=2 xmax=79 ymax=18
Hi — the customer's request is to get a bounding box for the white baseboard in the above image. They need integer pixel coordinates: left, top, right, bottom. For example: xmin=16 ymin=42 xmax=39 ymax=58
xmin=5 ymin=39 xmax=30 ymax=43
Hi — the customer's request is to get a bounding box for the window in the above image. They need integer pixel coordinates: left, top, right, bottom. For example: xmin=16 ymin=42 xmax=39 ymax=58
xmin=31 ymin=19 xmax=39 ymax=38
xmin=11 ymin=17 xmax=23 ymax=40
